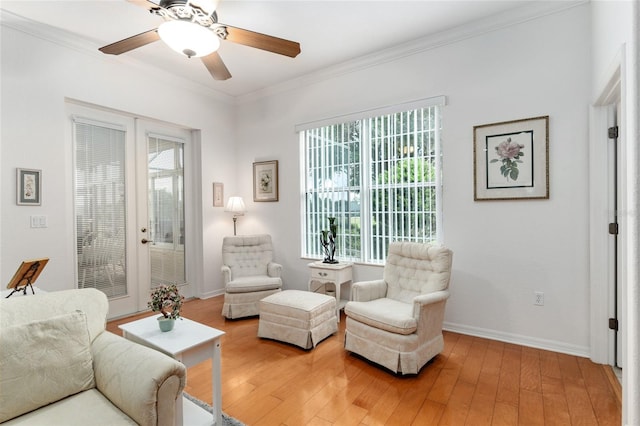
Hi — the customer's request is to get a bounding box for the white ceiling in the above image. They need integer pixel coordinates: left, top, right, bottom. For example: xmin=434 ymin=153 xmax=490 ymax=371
xmin=1 ymin=0 xmax=546 ymax=98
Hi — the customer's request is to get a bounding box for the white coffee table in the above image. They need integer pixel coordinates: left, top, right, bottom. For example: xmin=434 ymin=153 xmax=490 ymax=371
xmin=119 ymin=315 xmax=225 ymax=426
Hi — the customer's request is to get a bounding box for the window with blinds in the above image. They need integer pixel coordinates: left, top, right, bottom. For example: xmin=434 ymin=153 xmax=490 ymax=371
xmin=301 ymin=102 xmax=442 ymax=263
xmin=74 ymin=119 xmax=127 ymax=297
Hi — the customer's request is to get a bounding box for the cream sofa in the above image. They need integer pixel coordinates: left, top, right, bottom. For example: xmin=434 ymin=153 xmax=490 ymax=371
xmin=0 ymin=288 xmax=186 ymax=425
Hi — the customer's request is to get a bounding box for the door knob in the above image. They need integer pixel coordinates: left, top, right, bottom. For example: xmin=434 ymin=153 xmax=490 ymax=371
xmin=141 ymin=238 xmax=153 ymax=244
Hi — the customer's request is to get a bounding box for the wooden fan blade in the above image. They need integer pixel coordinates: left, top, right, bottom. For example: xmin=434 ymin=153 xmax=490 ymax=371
xmin=126 ymin=0 xmax=161 ymax=11
xmin=201 ymin=51 xmax=232 ymax=80
xmin=99 ymin=29 xmax=160 ymax=55
xmin=224 ymin=26 xmax=300 ymax=58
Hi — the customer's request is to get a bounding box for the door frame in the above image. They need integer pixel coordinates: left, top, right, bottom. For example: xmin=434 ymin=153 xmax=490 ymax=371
xmin=68 ymin=100 xmax=203 ymax=318
xmin=135 ymin=120 xmax=199 ymax=312
xmin=589 ymin=52 xmax=623 ymax=366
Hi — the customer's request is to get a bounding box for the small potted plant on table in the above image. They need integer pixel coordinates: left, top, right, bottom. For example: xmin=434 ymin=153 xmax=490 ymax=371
xmin=148 ymin=284 xmax=184 ymax=332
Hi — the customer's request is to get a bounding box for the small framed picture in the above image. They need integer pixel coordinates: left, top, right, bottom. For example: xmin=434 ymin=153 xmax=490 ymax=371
xmin=16 ymin=168 xmax=42 ymax=206
xmin=253 ymin=160 xmax=279 ymax=202
xmin=213 ymin=182 xmax=224 ymax=207
xmin=473 ymin=116 xmax=549 ymax=201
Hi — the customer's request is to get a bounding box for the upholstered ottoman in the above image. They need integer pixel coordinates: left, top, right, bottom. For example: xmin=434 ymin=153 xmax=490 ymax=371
xmin=258 ymin=290 xmax=337 ymax=349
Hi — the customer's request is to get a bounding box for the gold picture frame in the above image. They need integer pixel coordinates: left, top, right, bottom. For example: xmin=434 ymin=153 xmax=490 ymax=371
xmin=473 ymin=116 xmax=549 ymax=201
xmin=253 ymin=160 xmax=279 ymax=202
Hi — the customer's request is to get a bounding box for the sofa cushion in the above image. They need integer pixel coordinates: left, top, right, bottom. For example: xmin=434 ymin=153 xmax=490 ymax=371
xmin=226 ymin=275 xmax=282 ymax=293
xmin=344 ymin=298 xmax=417 ymax=335
xmin=0 ymin=389 xmax=137 ymax=426
xmin=0 ymin=311 xmax=95 ymax=423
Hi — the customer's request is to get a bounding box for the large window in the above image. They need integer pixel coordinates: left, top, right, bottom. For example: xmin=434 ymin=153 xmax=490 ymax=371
xmin=300 ymin=100 xmax=442 ymax=263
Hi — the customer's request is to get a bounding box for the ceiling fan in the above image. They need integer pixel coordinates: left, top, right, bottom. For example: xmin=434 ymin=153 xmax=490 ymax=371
xmin=99 ymin=0 xmax=301 ymax=81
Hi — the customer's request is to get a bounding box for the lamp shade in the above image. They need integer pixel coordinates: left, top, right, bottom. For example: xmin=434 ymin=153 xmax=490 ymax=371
xmin=225 ymin=196 xmax=246 ymax=215
xmin=158 ymin=20 xmax=220 ymax=58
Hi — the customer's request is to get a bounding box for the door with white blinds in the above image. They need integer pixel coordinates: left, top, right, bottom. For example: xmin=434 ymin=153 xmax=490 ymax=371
xmin=72 ymin=105 xmax=192 ymax=318
xmin=72 ymin=107 xmax=137 ymax=317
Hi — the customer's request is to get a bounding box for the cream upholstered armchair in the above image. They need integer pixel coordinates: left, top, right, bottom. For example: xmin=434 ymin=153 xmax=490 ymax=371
xmin=344 ymin=242 xmax=453 ymax=374
xmin=221 ymin=234 xmax=283 ymax=319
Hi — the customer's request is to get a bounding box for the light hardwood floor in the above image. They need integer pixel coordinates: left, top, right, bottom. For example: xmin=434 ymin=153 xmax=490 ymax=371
xmin=106 ymin=296 xmax=621 ymax=425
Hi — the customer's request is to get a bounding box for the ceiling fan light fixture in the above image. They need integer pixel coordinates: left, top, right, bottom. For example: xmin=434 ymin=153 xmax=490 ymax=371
xmin=158 ymin=20 xmax=220 ymax=58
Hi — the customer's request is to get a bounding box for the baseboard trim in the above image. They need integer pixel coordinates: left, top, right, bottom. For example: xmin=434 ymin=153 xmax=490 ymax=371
xmin=443 ymin=321 xmax=590 ymax=358
xmin=198 ymin=289 xmax=225 ymax=299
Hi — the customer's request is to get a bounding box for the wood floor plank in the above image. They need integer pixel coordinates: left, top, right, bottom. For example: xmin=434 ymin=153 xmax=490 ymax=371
xmin=412 ymin=399 xmax=445 ymax=426
xmin=495 ymin=346 xmax=521 ymax=407
xmin=387 ymin=375 xmax=438 ymax=424
xmin=520 ymin=348 xmax=542 ymax=393
xmin=492 ymin=402 xmax=518 ymax=426
xmin=518 ymin=388 xmax=544 ymax=426
xmin=437 ymin=380 xmax=475 ymax=425
xmin=465 ymin=371 xmax=499 ymax=425
xmin=541 ymin=376 xmax=571 ymax=426
xmin=359 ymin=380 xmax=403 ymax=425
xmin=459 ymin=338 xmax=488 ymax=385
xmin=578 ymin=358 xmax=622 ymax=426
xmin=106 ymin=296 xmax=621 ymax=426
xmin=539 ymin=349 xmax=562 ymax=379
xmin=427 ymin=367 xmax=461 ymax=405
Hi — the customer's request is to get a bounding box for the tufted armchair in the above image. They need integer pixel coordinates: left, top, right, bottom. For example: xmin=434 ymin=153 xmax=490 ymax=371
xmin=344 ymin=242 xmax=453 ymax=374
xmin=221 ymin=234 xmax=283 ymax=319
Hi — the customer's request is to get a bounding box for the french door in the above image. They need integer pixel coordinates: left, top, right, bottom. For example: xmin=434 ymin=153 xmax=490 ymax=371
xmin=136 ymin=120 xmax=190 ymax=310
xmin=71 ymin=104 xmax=192 ymax=318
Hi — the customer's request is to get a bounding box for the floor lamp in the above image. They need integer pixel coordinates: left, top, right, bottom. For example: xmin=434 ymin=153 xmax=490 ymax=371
xmin=225 ymin=196 xmax=246 ymax=236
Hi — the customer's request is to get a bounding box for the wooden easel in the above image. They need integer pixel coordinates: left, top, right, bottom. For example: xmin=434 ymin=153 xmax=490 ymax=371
xmin=5 ymin=258 xmax=49 ymax=298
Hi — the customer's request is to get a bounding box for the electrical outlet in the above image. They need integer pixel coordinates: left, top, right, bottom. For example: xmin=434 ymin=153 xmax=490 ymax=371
xmin=534 ymin=291 xmax=544 ymax=306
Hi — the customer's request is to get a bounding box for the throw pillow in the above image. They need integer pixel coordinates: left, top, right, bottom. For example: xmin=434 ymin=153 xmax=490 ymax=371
xmin=0 ymin=310 xmax=95 ymax=422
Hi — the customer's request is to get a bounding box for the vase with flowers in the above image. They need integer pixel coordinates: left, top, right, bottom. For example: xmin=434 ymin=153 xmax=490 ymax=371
xmin=148 ymin=284 xmax=184 ymax=332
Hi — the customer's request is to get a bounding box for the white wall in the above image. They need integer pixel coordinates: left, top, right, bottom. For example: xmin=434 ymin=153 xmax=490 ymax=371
xmin=0 ymin=0 xmax=615 ymax=360
xmin=234 ymin=4 xmax=592 ymax=355
xmin=0 ymin=17 xmax=235 ymax=298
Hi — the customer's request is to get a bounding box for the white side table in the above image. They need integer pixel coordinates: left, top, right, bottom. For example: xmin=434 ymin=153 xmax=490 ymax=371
xmin=119 ymin=316 xmax=225 ymax=426
xmin=308 ymin=261 xmax=353 ymax=320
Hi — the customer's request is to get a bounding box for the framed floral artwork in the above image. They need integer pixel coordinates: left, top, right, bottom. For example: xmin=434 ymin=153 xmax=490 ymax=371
xmin=253 ymin=160 xmax=278 ymax=202
xmin=16 ymin=168 xmax=42 ymax=206
xmin=213 ymin=182 xmax=224 ymax=207
xmin=473 ymin=116 xmax=549 ymax=201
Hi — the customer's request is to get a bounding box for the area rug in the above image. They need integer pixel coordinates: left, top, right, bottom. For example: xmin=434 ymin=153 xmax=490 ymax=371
xmin=183 ymin=392 xmax=245 ymax=426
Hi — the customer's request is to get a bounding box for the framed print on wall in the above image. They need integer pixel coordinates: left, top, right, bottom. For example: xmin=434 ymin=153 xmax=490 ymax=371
xmin=253 ymin=160 xmax=279 ymax=202
xmin=16 ymin=168 xmax=42 ymax=206
xmin=213 ymin=182 xmax=224 ymax=207
xmin=473 ymin=115 xmax=549 ymax=201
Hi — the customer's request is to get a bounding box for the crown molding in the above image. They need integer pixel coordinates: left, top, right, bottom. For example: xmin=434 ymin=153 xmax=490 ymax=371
xmin=1 ymin=1 xmax=588 ymax=107
xmin=0 ymin=9 xmax=236 ymax=105
xmin=235 ymin=0 xmax=588 ymax=105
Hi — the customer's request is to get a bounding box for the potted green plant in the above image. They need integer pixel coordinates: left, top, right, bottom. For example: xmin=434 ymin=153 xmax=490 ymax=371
xmin=148 ymin=284 xmax=184 ymax=332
